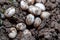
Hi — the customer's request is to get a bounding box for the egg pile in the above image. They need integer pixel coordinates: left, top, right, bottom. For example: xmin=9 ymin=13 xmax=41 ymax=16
xmin=4 ymin=0 xmax=51 ymax=38
xmin=20 ymin=0 xmax=51 ymax=26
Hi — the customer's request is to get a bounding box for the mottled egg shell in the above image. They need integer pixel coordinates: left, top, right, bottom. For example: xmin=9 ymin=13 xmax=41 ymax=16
xmin=35 ymin=3 xmax=46 ymax=10
xmin=26 ymin=14 xmax=35 ymax=25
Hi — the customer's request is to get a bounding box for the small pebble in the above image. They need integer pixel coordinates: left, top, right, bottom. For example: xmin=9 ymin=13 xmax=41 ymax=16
xmin=44 ymin=32 xmax=52 ymax=39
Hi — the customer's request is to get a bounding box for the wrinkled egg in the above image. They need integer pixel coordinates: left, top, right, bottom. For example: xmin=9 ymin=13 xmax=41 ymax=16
xmin=35 ymin=3 xmax=46 ymax=10
xmin=34 ymin=17 xmax=41 ymax=27
xmin=4 ymin=7 xmax=15 ymax=17
xmin=26 ymin=14 xmax=35 ymax=25
xmin=20 ymin=0 xmax=28 ymax=10
xmin=28 ymin=5 xmax=41 ymax=15
xmin=23 ymin=29 xmax=31 ymax=36
xmin=41 ymin=12 xmax=50 ymax=19
xmin=16 ymin=23 xmax=26 ymax=31
xmin=8 ymin=27 xmax=17 ymax=38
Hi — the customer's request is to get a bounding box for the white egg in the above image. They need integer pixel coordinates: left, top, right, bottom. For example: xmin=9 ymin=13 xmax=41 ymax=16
xmin=20 ymin=0 xmax=28 ymax=10
xmin=8 ymin=31 xmax=17 ymax=38
xmin=26 ymin=0 xmax=35 ymax=5
xmin=41 ymin=12 xmax=50 ymax=19
xmin=28 ymin=5 xmax=41 ymax=15
xmin=35 ymin=3 xmax=46 ymax=10
xmin=8 ymin=27 xmax=17 ymax=38
xmin=10 ymin=27 xmax=17 ymax=32
xmin=34 ymin=17 xmax=41 ymax=27
xmin=16 ymin=23 xmax=26 ymax=31
xmin=23 ymin=29 xmax=31 ymax=36
xmin=26 ymin=14 xmax=35 ymax=25
xmin=4 ymin=7 xmax=15 ymax=17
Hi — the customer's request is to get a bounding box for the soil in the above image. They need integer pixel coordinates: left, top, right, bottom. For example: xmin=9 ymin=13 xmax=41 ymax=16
xmin=0 ymin=0 xmax=60 ymax=40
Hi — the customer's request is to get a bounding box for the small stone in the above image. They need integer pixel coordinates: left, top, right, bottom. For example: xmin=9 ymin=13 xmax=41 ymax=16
xmin=58 ymin=33 xmax=60 ymax=39
xmin=44 ymin=32 xmax=52 ymax=39
xmin=3 ymin=19 xmax=12 ymax=27
xmin=21 ymin=35 xmax=35 ymax=40
xmin=58 ymin=15 xmax=60 ymax=19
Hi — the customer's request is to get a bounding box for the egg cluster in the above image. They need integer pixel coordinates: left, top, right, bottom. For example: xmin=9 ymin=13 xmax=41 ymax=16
xmin=20 ymin=0 xmax=50 ymax=26
xmin=4 ymin=0 xmax=51 ymax=38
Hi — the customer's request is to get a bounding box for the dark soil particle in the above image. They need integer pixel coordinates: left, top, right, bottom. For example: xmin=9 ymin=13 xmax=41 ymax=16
xmin=0 ymin=0 xmax=60 ymax=40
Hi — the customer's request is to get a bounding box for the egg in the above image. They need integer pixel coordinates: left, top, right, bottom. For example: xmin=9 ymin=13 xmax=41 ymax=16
xmin=20 ymin=0 xmax=28 ymax=10
xmin=4 ymin=7 xmax=15 ymax=17
xmin=23 ymin=29 xmax=31 ymax=36
xmin=35 ymin=3 xmax=46 ymax=10
xmin=10 ymin=27 xmax=17 ymax=32
xmin=16 ymin=23 xmax=26 ymax=31
xmin=26 ymin=14 xmax=35 ymax=25
xmin=8 ymin=31 xmax=17 ymax=38
xmin=34 ymin=17 xmax=41 ymax=27
xmin=28 ymin=5 xmax=41 ymax=15
xmin=41 ymin=12 xmax=50 ymax=19
xmin=8 ymin=27 xmax=17 ymax=38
